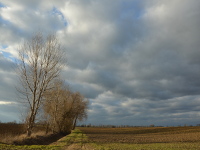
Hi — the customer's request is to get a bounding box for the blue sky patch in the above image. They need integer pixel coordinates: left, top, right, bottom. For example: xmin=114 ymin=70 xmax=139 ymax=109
xmin=1 ymin=45 xmax=8 ymax=49
xmin=2 ymin=51 xmax=11 ymax=58
xmin=120 ymin=1 xmax=145 ymax=19
xmin=0 ymin=16 xmax=12 ymax=26
xmin=1 ymin=51 xmax=15 ymax=62
xmin=51 ymin=7 xmax=67 ymax=27
xmin=0 ymin=45 xmax=15 ymax=61
xmin=0 ymin=2 xmax=6 ymax=8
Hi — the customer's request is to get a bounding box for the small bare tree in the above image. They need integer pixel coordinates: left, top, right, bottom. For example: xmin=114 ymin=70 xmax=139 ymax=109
xmin=43 ymin=80 xmax=73 ymax=134
xmin=71 ymin=92 xmax=88 ymax=130
xmin=16 ymin=33 xmax=65 ymax=136
xmin=43 ymin=80 xmax=88 ymax=135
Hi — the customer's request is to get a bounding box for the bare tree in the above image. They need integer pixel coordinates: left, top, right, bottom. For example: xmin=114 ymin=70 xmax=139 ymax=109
xmin=43 ymin=80 xmax=72 ymax=134
xmin=71 ymin=92 xmax=88 ymax=130
xmin=43 ymin=80 xmax=88 ymax=135
xmin=16 ymin=33 xmax=65 ymax=136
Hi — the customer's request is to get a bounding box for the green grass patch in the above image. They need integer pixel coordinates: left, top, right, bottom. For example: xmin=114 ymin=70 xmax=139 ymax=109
xmin=0 ymin=143 xmax=61 ymax=150
xmin=55 ymin=129 xmax=86 ymax=146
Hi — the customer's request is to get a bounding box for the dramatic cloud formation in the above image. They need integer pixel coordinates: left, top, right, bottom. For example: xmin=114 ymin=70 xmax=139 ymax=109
xmin=1 ymin=0 xmax=200 ymax=126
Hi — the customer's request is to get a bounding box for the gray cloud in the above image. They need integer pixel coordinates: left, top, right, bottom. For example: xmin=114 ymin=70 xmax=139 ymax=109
xmin=1 ymin=0 xmax=200 ymax=126
xmin=0 ymin=103 xmax=20 ymax=122
xmin=84 ymin=95 xmax=200 ymax=126
xmin=0 ymin=53 xmax=17 ymax=102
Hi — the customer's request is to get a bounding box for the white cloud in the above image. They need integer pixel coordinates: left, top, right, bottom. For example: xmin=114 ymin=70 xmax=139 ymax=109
xmin=0 ymin=101 xmax=16 ymax=105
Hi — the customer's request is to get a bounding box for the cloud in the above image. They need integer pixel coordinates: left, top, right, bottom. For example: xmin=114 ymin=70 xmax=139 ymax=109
xmin=85 ymin=95 xmax=200 ymax=126
xmin=0 ymin=0 xmax=68 ymax=52
xmin=61 ymin=0 xmax=200 ymax=102
xmin=0 ymin=103 xmax=20 ymax=122
xmin=1 ymin=0 xmax=200 ymax=126
xmin=0 ymin=101 xmax=16 ymax=105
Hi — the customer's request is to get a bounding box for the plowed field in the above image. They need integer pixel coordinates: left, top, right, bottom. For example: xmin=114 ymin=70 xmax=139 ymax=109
xmin=79 ymin=126 xmax=200 ymax=144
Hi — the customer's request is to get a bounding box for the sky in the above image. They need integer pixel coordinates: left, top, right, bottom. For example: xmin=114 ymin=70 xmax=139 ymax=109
xmin=1 ymin=0 xmax=200 ymax=126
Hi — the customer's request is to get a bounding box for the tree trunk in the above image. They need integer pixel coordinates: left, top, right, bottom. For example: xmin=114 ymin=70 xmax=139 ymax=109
xmin=27 ymin=127 xmax=32 ymax=137
xmin=45 ymin=123 xmax=50 ymax=134
xmin=26 ymin=112 xmax=35 ymax=137
xmin=72 ymin=117 xmax=77 ymax=130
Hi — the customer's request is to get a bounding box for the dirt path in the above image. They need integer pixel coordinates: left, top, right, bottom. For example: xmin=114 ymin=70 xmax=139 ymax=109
xmin=63 ymin=131 xmax=95 ymax=150
xmin=51 ymin=129 xmax=96 ymax=150
xmin=65 ymin=143 xmax=93 ymax=150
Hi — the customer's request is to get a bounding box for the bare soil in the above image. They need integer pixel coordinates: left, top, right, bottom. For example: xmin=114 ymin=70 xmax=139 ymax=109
xmin=79 ymin=126 xmax=200 ymax=144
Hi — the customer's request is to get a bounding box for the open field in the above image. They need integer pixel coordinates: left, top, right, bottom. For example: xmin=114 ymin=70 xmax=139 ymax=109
xmin=0 ymin=123 xmax=24 ymax=135
xmin=1 ymin=126 xmax=200 ymax=149
xmin=79 ymin=126 xmax=200 ymax=143
xmin=78 ymin=126 xmax=200 ymax=149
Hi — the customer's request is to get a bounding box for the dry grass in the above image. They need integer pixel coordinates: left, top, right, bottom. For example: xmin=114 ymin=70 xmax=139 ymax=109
xmin=0 ymin=131 xmax=46 ymax=144
xmin=0 ymin=123 xmax=25 ymax=144
xmin=0 ymin=123 xmax=64 ymax=145
xmin=79 ymin=126 xmax=200 ymax=144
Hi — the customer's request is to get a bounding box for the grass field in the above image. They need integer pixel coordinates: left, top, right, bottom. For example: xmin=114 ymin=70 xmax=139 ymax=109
xmin=1 ymin=126 xmax=200 ymax=149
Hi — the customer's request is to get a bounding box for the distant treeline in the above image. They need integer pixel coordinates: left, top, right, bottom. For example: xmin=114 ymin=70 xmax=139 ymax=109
xmin=77 ymin=124 xmax=200 ymax=128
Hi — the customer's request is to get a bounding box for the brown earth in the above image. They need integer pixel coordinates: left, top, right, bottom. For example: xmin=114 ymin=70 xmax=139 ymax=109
xmin=78 ymin=126 xmax=200 ymax=144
